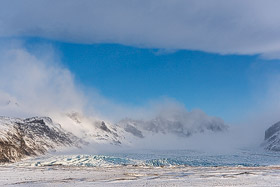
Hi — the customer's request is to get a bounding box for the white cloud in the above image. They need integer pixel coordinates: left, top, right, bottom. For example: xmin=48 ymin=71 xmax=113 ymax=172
xmin=0 ymin=42 xmax=224 ymax=123
xmin=1 ymin=0 xmax=280 ymax=58
xmin=0 ymin=44 xmax=86 ymax=117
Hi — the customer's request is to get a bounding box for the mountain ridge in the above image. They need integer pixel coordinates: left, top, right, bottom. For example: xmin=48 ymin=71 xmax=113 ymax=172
xmin=0 ymin=116 xmax=83 ymax=162
xmin=263 ymin=121 xmax=280 ymax=151
xmin=0 ymin=111 xmax=229 ymax=162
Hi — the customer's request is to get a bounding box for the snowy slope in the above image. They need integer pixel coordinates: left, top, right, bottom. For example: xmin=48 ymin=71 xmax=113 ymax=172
xmin=117 ymin=110 xmax=227 ymax=139
xmin=54 ymin=112 xmax=128 ymax=146
xmin=263 ymin=121 xmax=280 ymax=151
xmin=0 ymin=116 xmax=82 ymax=162
xmin=0 ymin=113 xmax=133 ymax=163
xmin=0 ymin=103 xmax=231 ymax=162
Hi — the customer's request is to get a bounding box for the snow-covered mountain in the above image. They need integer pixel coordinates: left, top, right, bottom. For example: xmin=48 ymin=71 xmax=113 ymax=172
xmin=263 ymin=121 xmax=280 ymax=151
xmin=0 ymin=116 xmax=83 ymax=162
xmin=56 ymin=112 xmax=127 ymax=145
xmin=0 ymin=113 xmax=133 ymax=163
xmin=117 ymin=111 xmax=228 ymax=139
xmin=0 ymin=110 xmax=229 ymax=162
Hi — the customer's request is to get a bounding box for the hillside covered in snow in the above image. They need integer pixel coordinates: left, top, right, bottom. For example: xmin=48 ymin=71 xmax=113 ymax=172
xmin=117 ymin=109 xmax=228 ymax=139
xmin=263 ymin=121 xmax=280 ymax=151
xmin=0 ymin=116 xmax=82 ymax=162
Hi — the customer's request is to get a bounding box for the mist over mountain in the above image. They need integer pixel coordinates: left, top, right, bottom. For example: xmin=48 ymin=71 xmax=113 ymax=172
xmin=117 ymin=109 xmax=227 ymax=139
xmin=0 ymin=107 xmax=229 ymax=162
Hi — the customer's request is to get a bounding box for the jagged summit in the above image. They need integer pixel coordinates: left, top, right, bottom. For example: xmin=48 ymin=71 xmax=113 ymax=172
xmin=63 ymin=112 xmax=126 ymax=145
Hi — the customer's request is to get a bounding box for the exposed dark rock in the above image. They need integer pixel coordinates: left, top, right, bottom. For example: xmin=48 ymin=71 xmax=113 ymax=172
xmin=100 ymin=121 xmax=111 ymax=133
xmin=0 ymin=116 xmax=83 ymax=163
xmin=66 ymin=112 xmax=82 ymax=124
xmin=265 ymin=122 xmax=280 ymax=140
xmin=124 ymin=124 xmax=144 ymax=138
xmin=263 ymin=121 xmax=280 ymax=151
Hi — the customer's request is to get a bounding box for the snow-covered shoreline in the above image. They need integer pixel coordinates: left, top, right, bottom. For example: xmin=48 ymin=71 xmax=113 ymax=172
xmin=1 ymin=165 xmax=280 ymax=186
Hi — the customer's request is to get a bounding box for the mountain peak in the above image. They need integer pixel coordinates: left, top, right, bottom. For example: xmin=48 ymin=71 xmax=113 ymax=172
xmin=0 ymin=116 xmax=83 ymax=162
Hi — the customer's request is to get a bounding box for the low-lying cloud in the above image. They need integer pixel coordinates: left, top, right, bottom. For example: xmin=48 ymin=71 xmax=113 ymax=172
xmin=1 ymin=0 xmax=280 ymax=58
xmin=0 ymin=43 xmax=85 ymax=118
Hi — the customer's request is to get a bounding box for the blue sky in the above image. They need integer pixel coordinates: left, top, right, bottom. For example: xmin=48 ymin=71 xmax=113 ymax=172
xmin=58 ymin=43 xmax=280 ymax=123
xmin=21 ymin=38 xmax=280 ymax=123
xmin=1 ymin=1 xmax=280 ymax=124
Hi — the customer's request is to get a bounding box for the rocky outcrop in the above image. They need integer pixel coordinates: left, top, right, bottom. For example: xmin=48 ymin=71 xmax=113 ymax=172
xmin=263 ymin=121 xmax=280 ymax=151
xmin=0 ymin=116 xmax=83 ymax=163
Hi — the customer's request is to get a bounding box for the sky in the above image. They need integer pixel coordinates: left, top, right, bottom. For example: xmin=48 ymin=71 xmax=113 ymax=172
xmin=1 ymin=0 xmax=280 ymax=126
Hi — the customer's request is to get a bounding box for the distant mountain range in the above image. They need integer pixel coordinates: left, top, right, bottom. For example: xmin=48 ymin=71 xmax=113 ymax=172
xmin=0 ymin=111 xmax=229 ymax=162
xmin=117 ymin=115 xmax=227 ymax=139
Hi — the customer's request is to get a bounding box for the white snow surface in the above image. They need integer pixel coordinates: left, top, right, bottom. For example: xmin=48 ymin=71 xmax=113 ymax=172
xmin=1 ymin=165 xmax=280 ymax=186
xmin=52 ymin=112 xmax=128 ymax=146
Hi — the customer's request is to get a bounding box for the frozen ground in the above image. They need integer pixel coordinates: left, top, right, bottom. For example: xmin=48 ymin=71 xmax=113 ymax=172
xmin=2 ymin=150 xmax=280 ymax=186
xmin=1 ymin=165 xmax=280 ymax=186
